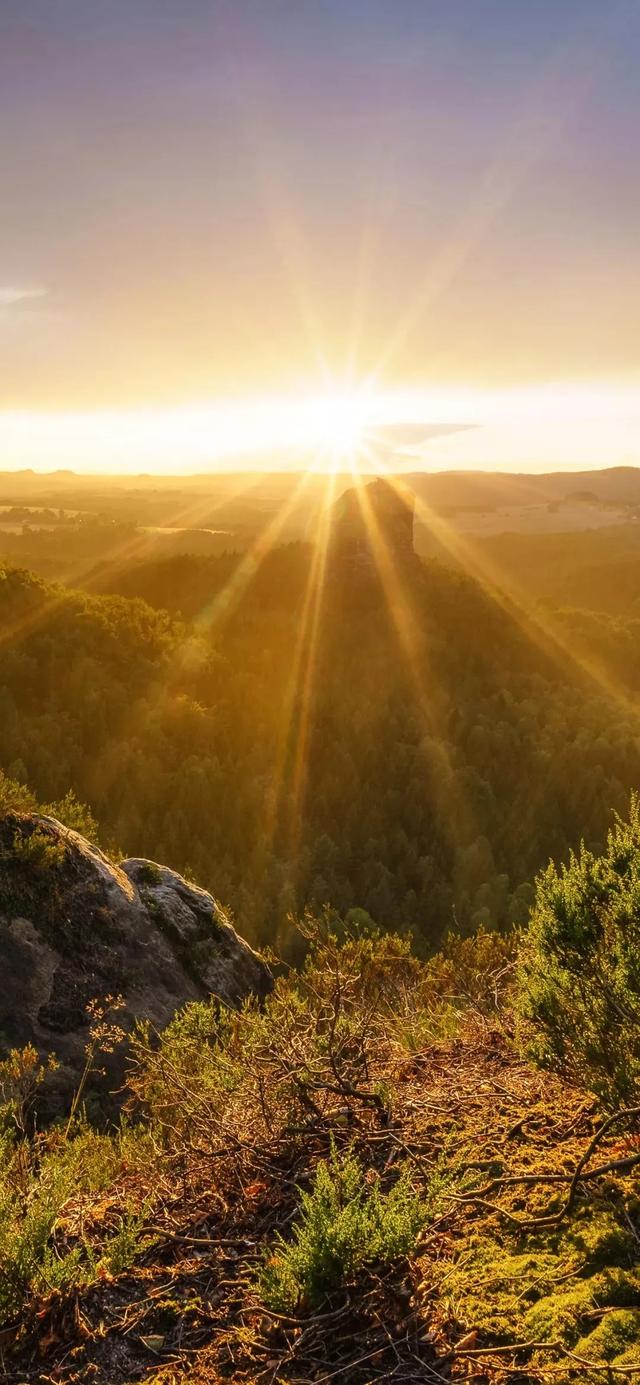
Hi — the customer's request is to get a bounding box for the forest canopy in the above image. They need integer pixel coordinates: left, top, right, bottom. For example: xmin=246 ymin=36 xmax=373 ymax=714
xmin=0 ymin=541 xmax=639 ymax=952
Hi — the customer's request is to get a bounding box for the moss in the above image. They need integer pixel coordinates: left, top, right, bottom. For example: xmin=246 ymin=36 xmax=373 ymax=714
xmin=523 ymin=1276 xmax=596 ymax=1341
xmin=432 ymin=1207 xmax=640 ymax=1357
xmin=433 ymin=1236 xmax=570 ymax=1341
xmin=191 ymin=935 xmax=222 ymax=970
xmin=562 ymin=1209 xmax=635 ymax=1265
xmin=136 ymin=862 xmax=163 ymax=886
xmin=577 ymin=1308 xmax=640 ymax=1364
xmin=525 ymin=1268 xmax=640 ymax=1343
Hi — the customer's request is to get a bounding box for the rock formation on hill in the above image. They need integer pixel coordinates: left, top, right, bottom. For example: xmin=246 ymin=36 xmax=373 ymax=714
xmin=0 ymin=812 xmax=272 ymax=1110
xmin=328 ymin=477 xmax=415 ymax=570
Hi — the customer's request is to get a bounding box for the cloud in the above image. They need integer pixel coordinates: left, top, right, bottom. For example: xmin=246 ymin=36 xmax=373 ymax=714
xmin=365 ymin=422 xmax=478 ymax=456
xmin=0 ymin=286 xmax=48 ymax=308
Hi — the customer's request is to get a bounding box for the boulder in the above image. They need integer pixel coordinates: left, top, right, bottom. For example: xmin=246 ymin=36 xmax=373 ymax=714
xmin=0 ymin=812 xmax=272 ymax=1111
xmin=120 ymin=857 xmax=272 ymax=1007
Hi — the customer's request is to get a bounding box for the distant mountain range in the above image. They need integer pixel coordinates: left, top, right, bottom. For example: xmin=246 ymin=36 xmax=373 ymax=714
xmin=2 ymin=463 xmax=639 ymax=504
xmin=0 ymin=467 xmax=638 ymax=568
xmin=406 ymin=465 xmax=640 ymax=512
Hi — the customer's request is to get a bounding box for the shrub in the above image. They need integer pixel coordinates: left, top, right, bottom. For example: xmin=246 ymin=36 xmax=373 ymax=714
xmin=42 ymin=790 xmax=100 ymax=844
xmin=0 ymin=1111 xmax=152 ymax=1325
xmin=517 ymin=795 xmax=640 ymax=1105
xmin=423 ymin=926 xmax=517 ymax=1011
xmin=259 ymin=1144 xmax=431 ymax=1312
xmin=129 ymin=920 xmax=423 ymax=1145
xmin=10 ymin=827 xmax=67 ymax=873
xmin=383 ymin=926 xmax=516 ymax=1053
xmin=0 ymin=771 xmax=35 ymax=816
xmin=99 ymin=1207 xmax=149 ymax=1276
xmin=0 ymin=1144 xmax=84 ymax=1324
xmin=0 ymin=770 xmax=99 ymax=844
xmin=0 ymin=1045 xmax=59 ymax=1137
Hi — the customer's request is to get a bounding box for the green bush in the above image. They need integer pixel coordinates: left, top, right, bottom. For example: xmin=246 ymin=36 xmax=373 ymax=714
xmin=0 ymin=1146 xmax=83 ymax=1324
xmin=259 ymin=1144 xmax=431 ymax=1313
xmin=0 ymin=771 xmax=35 ymax=816
xmin=42 ymin=790 xmax=100 ymax=844
xmin=10 ymin=827 xmax=67 ymax=873
xmin=0 ymin=772 xmax=99 ymax=844
xmin=99 ymin=1207 xmax=149 ymax=1276
xmin=0 ymin=1117 xmax=152 ymax=1325
xmin=0 ymin=1045 xmax=58 ymax=1136
xmin=517 ymin=795 xmax=640 ymax=1105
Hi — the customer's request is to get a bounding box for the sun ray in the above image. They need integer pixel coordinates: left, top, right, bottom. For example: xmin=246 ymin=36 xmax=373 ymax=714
xmin=87 ymin=470 xmax=319 ymax=814
xmin=237 ymin=466 xmax=339 ymax=925
xmin=190 ymin=470 xmax=316 ymax=635
xmin=377 ymin=467 xmax=640 ymax=727
xmin=278 ymin=466 xmax=338 ymax=866
xmin=52 ymin=468 xmax=274 ymax=598
xmin=0 ymin=582 xmax=69 ymax=655
xmin=344 ymin=458 xmax=478 ymax=855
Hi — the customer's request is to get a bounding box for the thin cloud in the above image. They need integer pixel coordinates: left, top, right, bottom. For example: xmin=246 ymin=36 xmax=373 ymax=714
xmin=366 ymin=423 xmax=478 ymax=456
xmin=0 ymin=286 xmax=48 ymax=307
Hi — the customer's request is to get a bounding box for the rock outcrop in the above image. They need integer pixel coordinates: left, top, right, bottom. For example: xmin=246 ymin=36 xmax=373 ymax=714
xmin=329 ymin=477 xmax=415 ymax=571
xmin=0 ymin=812 xmax=272 ymax=1110
xmin=121 ymin=857 xmax=271 ymax=1007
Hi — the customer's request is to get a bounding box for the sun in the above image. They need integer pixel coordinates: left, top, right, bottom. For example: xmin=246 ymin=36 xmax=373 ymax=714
xmin=302 ymin=390 xmax=377 ymax=471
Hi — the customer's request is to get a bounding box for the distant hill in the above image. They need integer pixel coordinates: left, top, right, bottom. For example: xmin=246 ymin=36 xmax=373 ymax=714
xmin=1 ymin=466 xmax=638 ymax=593
xmin=2 ymin=463 xmax=639 ymax=532
xmin=406 ymin=465 xmax=640 ymax=511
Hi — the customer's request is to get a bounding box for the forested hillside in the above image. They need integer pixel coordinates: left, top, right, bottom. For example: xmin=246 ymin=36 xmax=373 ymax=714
xmin=1 ymin=542 xmax=639 ymax=951
xmin=416 ymin=524 xmax=640 ymax=620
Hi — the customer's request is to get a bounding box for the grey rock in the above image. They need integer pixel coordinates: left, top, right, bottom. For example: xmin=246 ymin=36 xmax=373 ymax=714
xmin=120 ymin=857 xmax=272 ymax=1007
xmin=0 ymin=812 xmax=272 ymax=1111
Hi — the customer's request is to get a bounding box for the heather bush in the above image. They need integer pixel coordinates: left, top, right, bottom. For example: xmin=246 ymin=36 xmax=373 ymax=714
xmin=518 ymin=796 xmax=640 ymax=1105
xmin=260 ymin=1144 xmax=432 ymax=1312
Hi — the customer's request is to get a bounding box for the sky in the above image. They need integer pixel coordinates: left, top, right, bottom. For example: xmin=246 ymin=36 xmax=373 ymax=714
xmin=0 ymin=0 xmax=639 ymax=473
